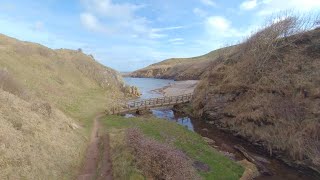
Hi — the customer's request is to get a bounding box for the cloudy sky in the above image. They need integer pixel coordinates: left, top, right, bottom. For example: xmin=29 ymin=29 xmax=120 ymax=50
xmin=0 ymin=0 xmax=319 ymax=71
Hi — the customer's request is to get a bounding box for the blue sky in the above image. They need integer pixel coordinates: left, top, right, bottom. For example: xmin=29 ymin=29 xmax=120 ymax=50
xmin=0 ymin=0 xmax=319 ymax=71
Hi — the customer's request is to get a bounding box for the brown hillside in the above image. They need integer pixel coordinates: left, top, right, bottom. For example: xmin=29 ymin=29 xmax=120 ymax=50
xmin=192 ymin=17 xmax=320 ymax=172
xmin=0 ymin=34 xmax=126 ymax=121
xmin=0 ymin=34 xmax=127 ymax=178
xmin=130 ymin=46 xmax=237 ymax=80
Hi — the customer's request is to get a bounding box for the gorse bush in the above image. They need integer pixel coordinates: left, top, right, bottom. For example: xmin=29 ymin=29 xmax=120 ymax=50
xmin=126 ymin=128 xmax=200 ymax=180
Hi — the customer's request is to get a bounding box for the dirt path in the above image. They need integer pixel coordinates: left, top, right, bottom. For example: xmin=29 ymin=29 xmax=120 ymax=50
xmin=78 ymin=114 xmax=112 ymax=180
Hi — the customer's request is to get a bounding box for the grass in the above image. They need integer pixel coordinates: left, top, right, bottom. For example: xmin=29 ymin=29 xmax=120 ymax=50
xmin=101 ymin=115 xmax=244 ymax=180
xmin=130 ymin=45 xmax=237 ymax=80
xmin=0 ymin=34 xmax=126 ymax=178
xmin=192 ymin=14 xmax=320 ymax=171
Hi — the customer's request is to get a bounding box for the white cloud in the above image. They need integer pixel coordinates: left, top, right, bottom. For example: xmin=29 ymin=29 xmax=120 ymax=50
xmin=206 ymin=16 xmax=231 ymax=32
xmin=80 ymin=0 xmax=186 ymax=40
xmin=81 ymin=0 xmax=142 ymax=20
xmin=152 ymin=26 xmax=185 ymax=32
xmin=0 ymin=15 xmax=87 ymax=50
xmin=193 ymin=8 xmax=208 ymax=17
xmin=200 ymin=0 xmax=217 ymax=7
xmin=205 ymin=16 xmax=254 ymax=39
xmin=33 ymin=21 xmax=44 ymax=31
xmin=148 ymin=31 xmax=167 ymax=39
xmin=169 ymin=38 xmax=184 ymax=45
xmin=240 ymin=0 xmax=258 ymax=10
xmin=168 ymin=38 xmax=184 ymax=42
xmin=258 ymin=0 xmax=320 ymax=16
xmin=80 ymin=13 xmax=110 ymax=33
xmin=80 ymin=0 xmax=149 ymax=37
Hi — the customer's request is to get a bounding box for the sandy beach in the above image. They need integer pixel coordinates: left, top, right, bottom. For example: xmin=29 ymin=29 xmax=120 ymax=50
xmin=153 ymin=80 xmax=199 ymax=96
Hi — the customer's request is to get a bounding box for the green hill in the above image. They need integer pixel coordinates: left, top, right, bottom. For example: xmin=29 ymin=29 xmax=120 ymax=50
xmin=129 ymin=46 xmax=237 ymax=80
xmin=0 ymin=34 xmax=126 ymax=179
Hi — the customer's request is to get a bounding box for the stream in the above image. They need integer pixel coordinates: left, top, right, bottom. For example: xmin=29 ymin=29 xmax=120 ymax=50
xmin=124 ymin=77 xmax=319 ymax=180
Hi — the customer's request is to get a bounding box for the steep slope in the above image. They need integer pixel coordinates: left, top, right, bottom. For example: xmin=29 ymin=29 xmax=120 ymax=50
xmin=0 ymin=34 xmax=125 ymax=122
xmin=0 ymin=34 xmax=127 ymax=178
xmin=129 ymin=46 xmax=236 ymax=80
xmin=0 ymin=89 xmax=85 ymax=179
xmin=192 ymin=18 xmax=320 ymax=172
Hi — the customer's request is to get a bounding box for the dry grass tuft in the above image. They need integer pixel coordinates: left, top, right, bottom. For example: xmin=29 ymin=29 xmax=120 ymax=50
xmin=126 ymin=128 xmax=200 ymax=180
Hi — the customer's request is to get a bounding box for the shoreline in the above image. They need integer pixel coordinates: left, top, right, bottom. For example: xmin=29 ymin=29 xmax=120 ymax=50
xmin=151 ymin=80 xmax=199 ymax=96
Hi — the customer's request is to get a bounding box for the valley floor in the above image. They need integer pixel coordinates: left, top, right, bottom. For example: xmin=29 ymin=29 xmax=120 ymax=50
xmin=78 ymin=114 xmax=112 ymax=180
xmin=101 ymin=115 xmax=244 ymax=180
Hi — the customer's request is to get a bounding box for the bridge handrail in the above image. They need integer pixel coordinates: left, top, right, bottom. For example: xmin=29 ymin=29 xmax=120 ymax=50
xmin=109 ymin=93 xmax=193 ymax=115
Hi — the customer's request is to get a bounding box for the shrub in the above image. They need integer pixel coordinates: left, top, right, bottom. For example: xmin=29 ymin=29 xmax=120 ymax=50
xmin=125 ymin=128 xmax=200 ymax=180
xmin=238 ymin=14 xmax=319 ymax=83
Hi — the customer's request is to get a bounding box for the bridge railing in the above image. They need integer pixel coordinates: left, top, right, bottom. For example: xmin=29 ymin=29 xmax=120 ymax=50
xmin=109 ymin=93 xmax=193 ymax=115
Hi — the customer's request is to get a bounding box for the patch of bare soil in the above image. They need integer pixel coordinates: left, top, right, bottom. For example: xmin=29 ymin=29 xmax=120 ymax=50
xmin=78 ymin=114 xmax=112 ymax=180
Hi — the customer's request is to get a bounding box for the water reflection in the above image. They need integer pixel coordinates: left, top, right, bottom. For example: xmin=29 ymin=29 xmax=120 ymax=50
xmin=151 ymin=109 xmax=194 ymax=131
xmin=124 ymin=77 xmax=174 ymax=99
xmin=124 ymin=114 xmax=135 ymax=118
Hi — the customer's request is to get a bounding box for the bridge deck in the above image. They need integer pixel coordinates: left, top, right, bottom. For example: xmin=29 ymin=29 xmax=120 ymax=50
xmin=109 ymin=93 xmax=193 ymax=115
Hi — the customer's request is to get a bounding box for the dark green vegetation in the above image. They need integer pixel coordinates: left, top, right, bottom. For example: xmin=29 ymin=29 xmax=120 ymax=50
xmin=101 ymin=115 xmax=244 ymax=179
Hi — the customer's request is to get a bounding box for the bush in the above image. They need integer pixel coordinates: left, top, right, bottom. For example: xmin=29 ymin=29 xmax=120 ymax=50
xmin=238 ymin=14 xmax=319 ymax=83
xmin=125 ymin=128 xmax=200 ymax=180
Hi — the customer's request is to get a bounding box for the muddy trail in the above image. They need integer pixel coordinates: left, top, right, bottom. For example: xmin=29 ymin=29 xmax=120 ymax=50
xmin=78 ymin=114 xmax=112 ymax=180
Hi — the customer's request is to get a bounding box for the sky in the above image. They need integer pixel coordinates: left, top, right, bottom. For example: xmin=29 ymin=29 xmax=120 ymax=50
xmin=0 ymin=0 xmax=319 ymax=71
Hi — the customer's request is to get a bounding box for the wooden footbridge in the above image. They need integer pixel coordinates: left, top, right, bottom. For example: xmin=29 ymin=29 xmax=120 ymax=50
xmin=109 ymin=93 xmax=193 ymax=115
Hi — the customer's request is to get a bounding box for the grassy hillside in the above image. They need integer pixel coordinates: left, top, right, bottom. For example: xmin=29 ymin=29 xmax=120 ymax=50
xmin=0 ymin=89 xmax=85 ymax=179
xmin=0 ymin=34 xmax=127 ymax=178
xmin=130 ymin=46 xmax=236 ymax=80
xmin=0 ymin=34 xmax=126 ymax=125
xmin=192 ymin=16 xmax=320 ymax=172
xmin=101 ymin=115 xmax=244 ymax=179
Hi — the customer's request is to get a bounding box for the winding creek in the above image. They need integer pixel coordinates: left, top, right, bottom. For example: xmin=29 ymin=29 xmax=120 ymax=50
xmin=124 ymin=77 xmax=319 ymax=180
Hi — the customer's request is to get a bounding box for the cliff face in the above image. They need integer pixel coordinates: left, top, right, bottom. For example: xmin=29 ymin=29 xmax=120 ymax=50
xmin=192 ymin=23 xmax=320 ymax=172
xmin=130 ymin=46 xmax=236 ymax=80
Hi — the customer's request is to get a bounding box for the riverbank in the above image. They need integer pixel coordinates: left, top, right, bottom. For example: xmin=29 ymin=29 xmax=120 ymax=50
xmin=152 ymin=80 xmax=199 ymax=96
xmin=122 ymin=77 xmax=320 ymax=179
xmin=101 ymin=115 xmax=244 ymax=179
